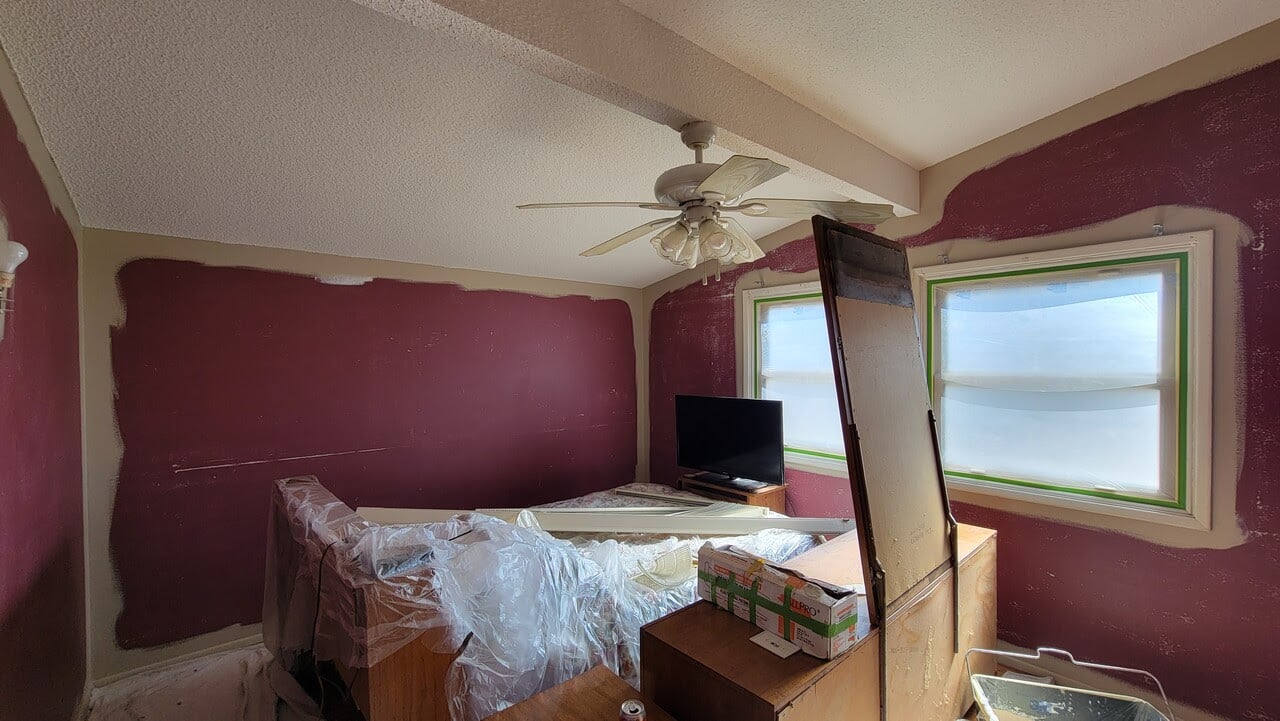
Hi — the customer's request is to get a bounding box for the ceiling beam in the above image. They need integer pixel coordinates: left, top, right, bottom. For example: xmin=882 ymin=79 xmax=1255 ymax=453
xmin=350 ymin=0 xmax=920 ymax=213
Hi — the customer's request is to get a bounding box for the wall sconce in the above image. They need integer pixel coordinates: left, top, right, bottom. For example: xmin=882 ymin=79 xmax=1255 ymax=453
xmin=0 ymin=224 xmax=29 ymax=343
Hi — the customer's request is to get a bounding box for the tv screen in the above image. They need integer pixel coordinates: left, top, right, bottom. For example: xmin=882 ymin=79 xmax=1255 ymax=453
xmin=675 ymin=395 xmax=784 ymax=485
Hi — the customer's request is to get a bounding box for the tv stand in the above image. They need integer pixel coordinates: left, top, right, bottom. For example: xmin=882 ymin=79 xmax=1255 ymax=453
xmin=689 ymin=473 xmax=769 ymax=493
xmin=678 ymin=473 xmax=786 ymax=513
xmin=688 ymin=470 xmax=735 ymax=484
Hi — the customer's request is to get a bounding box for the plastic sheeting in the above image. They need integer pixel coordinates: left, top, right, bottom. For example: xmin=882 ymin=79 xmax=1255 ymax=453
xmin=574 ymin=530 xmax=819 ymax=688
xmin=87 ymin=644 xmax=320 ymax=721
xmin=263 ymin=477 xmax=821 ymax=721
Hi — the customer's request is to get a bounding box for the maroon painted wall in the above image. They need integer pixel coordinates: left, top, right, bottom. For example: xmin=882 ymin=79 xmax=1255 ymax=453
xmin=109 ymin=261 xmax=636 ymax=647
xmin=648 ymin=239 xmax=856 ymax=518
xmin=0 ymin=100 xmax=85 ymax=718
xmin=649 ymin=60 xmax=1280 ymax=720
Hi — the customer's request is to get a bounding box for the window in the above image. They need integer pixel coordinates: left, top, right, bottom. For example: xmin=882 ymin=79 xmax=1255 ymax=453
xmin=916 ymin=232 xmax=1213 ymax=528
xmin=740 ymin=282 xmax=846 ymax=472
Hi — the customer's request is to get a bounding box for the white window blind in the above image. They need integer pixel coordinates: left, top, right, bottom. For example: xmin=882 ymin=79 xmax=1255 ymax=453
xmin=742 ymin=284 xmax=845 ymax=470
xmin=917 ymin=232 xmax=1213 ymax=529
xmin=934 ymin=261 xmax=1178 ymax=502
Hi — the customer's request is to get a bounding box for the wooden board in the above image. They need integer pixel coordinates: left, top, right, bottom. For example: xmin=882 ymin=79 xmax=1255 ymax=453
xmin=641 ymin=601 xmax=879 ymax=721
xmin=781 ymin=637 xmax=880 ymax=721
xmin=339 ymin=581 xmax=463 ymax=721
xmin=640 ymin=524 xmax=996 ymax=721
xmin=344 ymin=629 xmax=460 ymax=721
xmin=813 ymin=218 xmax=955 ymax=624
xmin=679 ymin=476 xmax=789 ymax=514
xmin=885 ymin=526 xmax=997 ymax=721
xmin=835 ymin=295 xmax=952 ymax=607
xmin=489 ymin=665 xmax=677 ymax=721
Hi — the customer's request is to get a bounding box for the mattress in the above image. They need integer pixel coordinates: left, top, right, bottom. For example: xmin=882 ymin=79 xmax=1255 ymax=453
xmin=265 ymin=477 xmax=819 ymax=721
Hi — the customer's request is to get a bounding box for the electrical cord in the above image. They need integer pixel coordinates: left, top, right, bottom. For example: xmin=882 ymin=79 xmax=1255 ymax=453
xmin=311 ymin=541 xmax=338 ymax=651
xmin=313 ymin=542 xmax=363 ymax=712
xmin=310 ymin=541 xmax=344 ymax=713
xmin=307 ymin=524 xmax=474 ymax=715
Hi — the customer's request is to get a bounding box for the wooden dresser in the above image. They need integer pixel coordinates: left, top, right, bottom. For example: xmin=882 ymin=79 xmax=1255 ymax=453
xmin=641 ymin=525 xmax=997 ymax=721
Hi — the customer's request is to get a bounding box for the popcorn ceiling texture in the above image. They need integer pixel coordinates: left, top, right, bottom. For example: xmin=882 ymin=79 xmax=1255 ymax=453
xmin=649 ymin=59 xmax=1280 ymax=721
xmin=621 ymin=0 xmax=1280 ymax=168
xmin=351 ymin=0 xmax=920 ymax=209
xmin=0 ymin=0 xmax=834 ymax=289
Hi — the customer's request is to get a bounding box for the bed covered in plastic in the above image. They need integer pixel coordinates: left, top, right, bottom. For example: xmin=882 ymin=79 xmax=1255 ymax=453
xmin=263 ymin=477 xmax=821 ymax=721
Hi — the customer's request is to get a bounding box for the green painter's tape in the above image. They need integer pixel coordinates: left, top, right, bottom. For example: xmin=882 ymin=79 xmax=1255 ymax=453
xmin=698 ymin=571 xmax=858 ymax=638
xmin=750 ymin=578 xmax=761 ymax=625
xmin=783 ymin=585 xmax=794 ymax=641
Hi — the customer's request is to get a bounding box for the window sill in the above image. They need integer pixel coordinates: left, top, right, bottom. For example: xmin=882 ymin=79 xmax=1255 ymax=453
xmin=784 ymin=454 xmax=1233 ymax=546
xmin=946 ymin=474 xmax=1212 ymax=534
xmin=784 ymin=451 xmax=850 ymax=478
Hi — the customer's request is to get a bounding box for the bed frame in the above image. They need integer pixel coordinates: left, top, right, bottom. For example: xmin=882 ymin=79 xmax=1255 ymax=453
xmin=264 ymin=476 xmax=461 ymax=721
xmin=265 ymin=477 xmax=854 ymax=721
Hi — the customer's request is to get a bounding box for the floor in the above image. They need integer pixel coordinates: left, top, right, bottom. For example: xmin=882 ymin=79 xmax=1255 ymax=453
xmin=86 ymin=644 xmax=320 ymax=721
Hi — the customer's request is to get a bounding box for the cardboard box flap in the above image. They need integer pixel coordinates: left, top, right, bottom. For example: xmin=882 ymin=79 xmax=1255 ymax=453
xmin=719 ymin=544 xmax=864 ymax=598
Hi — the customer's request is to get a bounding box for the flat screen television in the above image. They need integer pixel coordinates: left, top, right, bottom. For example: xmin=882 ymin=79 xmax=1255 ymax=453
xmin=675 ymin=395 xmax=784 ymax=485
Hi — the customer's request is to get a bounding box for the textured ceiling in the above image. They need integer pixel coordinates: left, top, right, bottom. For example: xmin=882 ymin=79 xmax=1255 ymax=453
xmin=620 ymin=0 xmax=1280 ymax=168
xmin=3 ymin=1 xmax=1277 ymax=287
xmin=0 ymin=0 xmax=839 ymax=288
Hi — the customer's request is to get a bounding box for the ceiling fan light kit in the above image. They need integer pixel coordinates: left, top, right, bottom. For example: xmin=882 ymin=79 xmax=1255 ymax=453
xmin=517 ymin=121 xmax=896 ymax=274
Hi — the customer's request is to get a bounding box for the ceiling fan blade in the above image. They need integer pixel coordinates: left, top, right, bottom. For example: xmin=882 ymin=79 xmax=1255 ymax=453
xmin=695 ymin=155 xmax=789 ymax=201
xmin=729 ymin=198 xmax=897 ymax=225
xmin=581 ymin=217 xmax=682 ymax=257
xmin=518 ymin=201 xmax=679 ymax=210
xmin=719 ymin=217 xmax=766 ymax=263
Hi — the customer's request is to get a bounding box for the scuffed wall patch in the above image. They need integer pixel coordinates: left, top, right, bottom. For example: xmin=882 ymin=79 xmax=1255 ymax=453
xmin=648 ymin=59 xmax=1280 ymax=721
xmin=109 ymin=259 xmax=636 ymax=647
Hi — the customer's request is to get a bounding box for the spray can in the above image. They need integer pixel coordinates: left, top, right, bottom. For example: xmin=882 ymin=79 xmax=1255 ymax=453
xmin=619 ymin=699 xmax=646 ymax=721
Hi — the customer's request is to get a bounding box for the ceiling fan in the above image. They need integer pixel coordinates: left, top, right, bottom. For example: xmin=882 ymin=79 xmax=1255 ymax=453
xmin=518 ymin=121 xmax=897 ymax=270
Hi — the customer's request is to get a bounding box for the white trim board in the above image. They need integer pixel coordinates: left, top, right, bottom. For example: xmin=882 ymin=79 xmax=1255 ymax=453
xmin=72 ymin=678 xmax=93 ymax=721
xmin=510 ymin=503 xmax=771 ymax=518
xmin=614 ymin=488 xmax=713 ymax=506
xmin=356 ymin=506 xmax=854 ymax=535
xmin=91 ymin=632 xmax=265 ymax=688
xmin=912 ymin=230 xmax=1215 ymax=533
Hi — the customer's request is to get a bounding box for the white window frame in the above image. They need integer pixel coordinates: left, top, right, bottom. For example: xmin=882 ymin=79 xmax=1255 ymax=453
xmin=739 ymin=281 xmax=849 ymax=476
xmin=913 ymin=231 xmax=1214 ymax=531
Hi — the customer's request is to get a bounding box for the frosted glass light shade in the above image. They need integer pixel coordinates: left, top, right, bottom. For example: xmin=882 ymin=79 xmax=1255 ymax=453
xmin=654 ymin=223 xmax=688 ymax=255
xmin=0 ymin=240 xmax=27 ymax=274
xmin=652 ymin=223 xmax=704 ymax=268
xmin=698 ymin=219 xmax=733 ymax=262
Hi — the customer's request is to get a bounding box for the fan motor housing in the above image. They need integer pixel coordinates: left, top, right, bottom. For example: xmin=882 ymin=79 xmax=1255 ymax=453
xmin=654 ymin=163 xmax=720 ymax=206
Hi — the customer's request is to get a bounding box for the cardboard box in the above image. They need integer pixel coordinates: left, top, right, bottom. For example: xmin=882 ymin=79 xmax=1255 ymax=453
xmin=696 ymin=543 xmax=862 ymax=660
